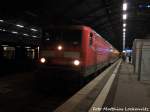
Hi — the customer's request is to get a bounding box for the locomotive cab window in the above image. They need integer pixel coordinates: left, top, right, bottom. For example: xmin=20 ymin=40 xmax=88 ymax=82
xmin=89 ymin=32 xmax=93 ymax=46
xmin=42 ymin=29 xmax=82 ymax=49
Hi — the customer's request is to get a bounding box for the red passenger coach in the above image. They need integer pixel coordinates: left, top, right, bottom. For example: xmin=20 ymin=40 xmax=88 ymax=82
xmin=37 ymin=25 xmax=119 ymax=83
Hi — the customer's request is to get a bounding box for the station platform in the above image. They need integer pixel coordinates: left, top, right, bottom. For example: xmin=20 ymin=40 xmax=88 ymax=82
xmin=55 ymin=60 xmax=150 ymax=112
xmin=112 ymin=61 xmax=150 ymax=110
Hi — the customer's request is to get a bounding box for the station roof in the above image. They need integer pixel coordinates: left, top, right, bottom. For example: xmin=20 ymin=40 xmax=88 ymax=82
xmin=0 ymin=0 xmax=150 ymax=50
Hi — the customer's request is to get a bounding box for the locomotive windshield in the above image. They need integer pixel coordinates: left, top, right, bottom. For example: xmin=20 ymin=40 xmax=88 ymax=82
xmin=42 ymin=29 xmax=82 ymax=47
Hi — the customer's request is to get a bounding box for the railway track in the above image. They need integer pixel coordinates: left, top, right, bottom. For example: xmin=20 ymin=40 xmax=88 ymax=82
xmin=0 ymin=72 xmax=80 ymax=112
xmin=0 ymin=61 xmax=117 ymax=112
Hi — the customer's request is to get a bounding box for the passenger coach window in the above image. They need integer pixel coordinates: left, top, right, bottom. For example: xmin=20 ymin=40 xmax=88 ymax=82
xmin=89 ymin=32 xmax=93 ymax=46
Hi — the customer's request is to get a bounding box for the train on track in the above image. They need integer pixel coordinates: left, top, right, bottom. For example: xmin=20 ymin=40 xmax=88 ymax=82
xmin=36 ymin=25 xmax=119 ymax=86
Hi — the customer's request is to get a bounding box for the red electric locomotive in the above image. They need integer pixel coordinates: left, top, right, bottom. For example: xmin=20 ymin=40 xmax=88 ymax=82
xmin=36 ymin=25 xmax=119 ymax=85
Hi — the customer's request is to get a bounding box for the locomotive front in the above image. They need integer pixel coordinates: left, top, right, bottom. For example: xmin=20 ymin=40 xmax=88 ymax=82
xmin=37 ymin=27 xmax=84 ymax=80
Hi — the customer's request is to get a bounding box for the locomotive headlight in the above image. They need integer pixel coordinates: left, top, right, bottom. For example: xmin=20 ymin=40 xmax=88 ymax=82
xmin=40 ymin=57 xmax=46 ymax=63
xmin=57 ymin=45 xmax=63 ymax=51
xmin=73 ymin=60 xmax=80 ymax=66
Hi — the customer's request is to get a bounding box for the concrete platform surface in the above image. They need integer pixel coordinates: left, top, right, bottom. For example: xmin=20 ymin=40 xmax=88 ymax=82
xmin=113 ymin=62 xmax=150 ymax=110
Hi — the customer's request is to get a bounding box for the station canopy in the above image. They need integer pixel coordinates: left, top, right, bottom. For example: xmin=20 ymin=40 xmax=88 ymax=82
xmin=0 ymin=0 xmax=150 ymax=50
